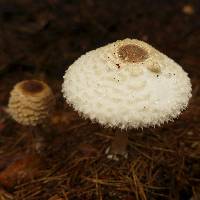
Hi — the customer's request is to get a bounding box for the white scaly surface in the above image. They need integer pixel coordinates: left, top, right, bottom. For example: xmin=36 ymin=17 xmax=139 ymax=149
xmin=62 ymin=39 xmax=192 ymax=129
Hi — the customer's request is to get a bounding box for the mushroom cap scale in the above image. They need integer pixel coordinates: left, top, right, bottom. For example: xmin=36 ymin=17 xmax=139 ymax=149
xmin=62 ymin=39 xmax=192 ymax=129
xmin=8 ymin=80 xmax=55 ymax=126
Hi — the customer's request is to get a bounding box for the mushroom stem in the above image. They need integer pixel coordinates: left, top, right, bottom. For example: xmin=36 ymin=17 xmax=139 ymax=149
xmin=106 ymin=130 xmax=128 ymax=161
xmin=26 ymin=126 xmax=45 ymax=154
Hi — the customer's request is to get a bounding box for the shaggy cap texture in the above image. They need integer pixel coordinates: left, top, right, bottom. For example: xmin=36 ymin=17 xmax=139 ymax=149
xmin=62 ymin=39 xmax=192 ymax=129
xmin=8 ymin=80 xmax=55 ymax=126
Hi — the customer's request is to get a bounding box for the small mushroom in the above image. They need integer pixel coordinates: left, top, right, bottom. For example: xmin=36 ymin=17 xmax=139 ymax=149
xmin=62 ymin=38 xmax=192 ymax=160
xmin=8 ymin=80 xmax=55 ymax=152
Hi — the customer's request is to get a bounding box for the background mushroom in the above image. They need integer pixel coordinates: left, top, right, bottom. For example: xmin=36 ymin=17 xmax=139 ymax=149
xmin=62 ymin=38 xmax=192 ymax=161
xmin=8 ymin=80 xmax=55 ymax=152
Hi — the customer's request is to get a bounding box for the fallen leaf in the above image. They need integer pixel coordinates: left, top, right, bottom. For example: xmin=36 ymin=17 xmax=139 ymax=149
xmin=0 ymin=153 xmax=41 ymax=188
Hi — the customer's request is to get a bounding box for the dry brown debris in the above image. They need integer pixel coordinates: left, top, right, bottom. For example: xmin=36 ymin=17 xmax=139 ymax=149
xmin=0 ymin=0 xmax=200 ymax=199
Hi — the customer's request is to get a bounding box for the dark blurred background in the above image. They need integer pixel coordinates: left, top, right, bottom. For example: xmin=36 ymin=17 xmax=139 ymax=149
xmin=0 ymin=0 xmax=199 ymax=79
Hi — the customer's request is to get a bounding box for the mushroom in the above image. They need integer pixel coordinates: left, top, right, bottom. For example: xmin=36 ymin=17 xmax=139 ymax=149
xmin=62 ymin=38 xmax=192 ymax=161
xmin=8 ymin=80 xmax=55 ymax=152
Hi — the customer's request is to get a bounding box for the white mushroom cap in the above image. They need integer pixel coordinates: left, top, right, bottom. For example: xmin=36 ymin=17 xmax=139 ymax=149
xmin=62 ymin=39 xmax=192 ymax=129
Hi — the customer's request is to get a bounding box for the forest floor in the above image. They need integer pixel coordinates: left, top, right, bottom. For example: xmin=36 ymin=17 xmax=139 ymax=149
xmin=0 ymin=0 xmax=200 ymax=199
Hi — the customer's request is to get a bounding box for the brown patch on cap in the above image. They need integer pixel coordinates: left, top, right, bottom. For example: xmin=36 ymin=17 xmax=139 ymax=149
xmin=21 ymin=80 xmax=44 ymax=94
xmin=118 ymin=44 xmax=148 ymax=63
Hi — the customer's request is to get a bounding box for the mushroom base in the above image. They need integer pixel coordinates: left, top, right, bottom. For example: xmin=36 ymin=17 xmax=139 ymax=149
xmin=105 ymin=130 xmax=128 ymax=161
xmin=25 ymin=126 xmax=46 ymax=154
